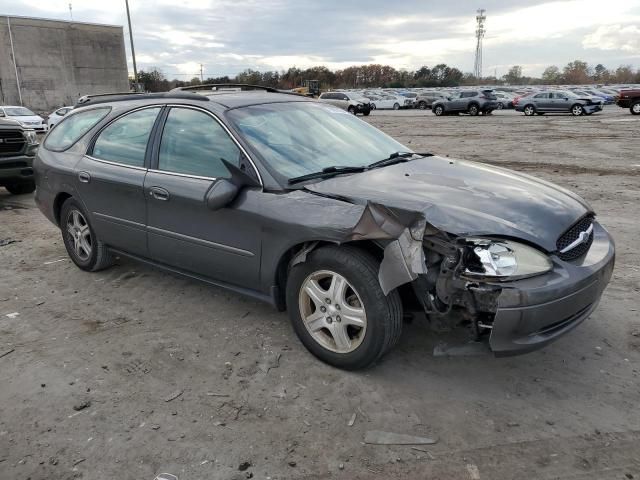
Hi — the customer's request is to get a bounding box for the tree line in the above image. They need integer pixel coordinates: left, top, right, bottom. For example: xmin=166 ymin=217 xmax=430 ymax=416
xmin=136 ymin=60 xmax=640 ymax=92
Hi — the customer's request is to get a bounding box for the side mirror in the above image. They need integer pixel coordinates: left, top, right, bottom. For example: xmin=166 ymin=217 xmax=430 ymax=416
xmin=206 ymin=179 xmax=239 ymax=211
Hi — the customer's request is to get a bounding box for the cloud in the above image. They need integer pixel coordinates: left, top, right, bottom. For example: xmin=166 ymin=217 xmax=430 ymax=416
xmin=583 ymin=24 xmax=640 ymax=53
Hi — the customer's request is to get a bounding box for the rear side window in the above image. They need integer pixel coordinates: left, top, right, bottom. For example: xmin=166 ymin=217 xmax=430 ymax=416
xmin=44 ymin=108 xmax=110 ymax=151
xmin=158 ymin=108 xmax=240 ymax=178
xmin=92 ymin=107 xmax=161 ymax=167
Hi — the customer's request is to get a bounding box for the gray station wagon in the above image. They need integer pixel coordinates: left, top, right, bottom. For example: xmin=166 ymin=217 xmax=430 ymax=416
xmin=34 ymin=85 xmax=615 ymax=369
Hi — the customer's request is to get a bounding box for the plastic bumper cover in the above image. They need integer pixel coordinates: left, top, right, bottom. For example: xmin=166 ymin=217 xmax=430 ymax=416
xmin=489 ymin=222 xmax=615 ymax=356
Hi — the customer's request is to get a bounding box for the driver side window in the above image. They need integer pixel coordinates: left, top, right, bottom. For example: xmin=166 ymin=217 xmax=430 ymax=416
xmin=158 ymin=108 xmax=241 ymax=179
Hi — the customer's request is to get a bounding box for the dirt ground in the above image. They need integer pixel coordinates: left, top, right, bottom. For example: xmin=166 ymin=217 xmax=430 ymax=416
xmin=1 ymin=106 xmax=639 ymax=480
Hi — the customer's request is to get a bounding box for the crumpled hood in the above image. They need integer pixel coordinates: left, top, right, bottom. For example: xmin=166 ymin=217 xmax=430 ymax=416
xmin=305 ymin=157 xmax=592 ymax=252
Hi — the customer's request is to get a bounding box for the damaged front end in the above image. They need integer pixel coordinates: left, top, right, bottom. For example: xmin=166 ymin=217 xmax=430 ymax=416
xmin=327 ymin=201 xmax=614 ymax=356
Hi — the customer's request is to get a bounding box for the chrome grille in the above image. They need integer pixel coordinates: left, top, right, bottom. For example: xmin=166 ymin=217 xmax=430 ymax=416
xmin=556 ymin=215 xmax=594 ymax=261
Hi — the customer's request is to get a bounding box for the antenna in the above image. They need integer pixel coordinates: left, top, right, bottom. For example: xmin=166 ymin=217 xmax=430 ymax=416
xmin=474 ymin=8 xmax=486 ymax=80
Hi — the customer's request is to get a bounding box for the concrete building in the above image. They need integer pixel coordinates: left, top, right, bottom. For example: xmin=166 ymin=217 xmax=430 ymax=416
xmin=0 ymin=15 xmax=129 ymax=113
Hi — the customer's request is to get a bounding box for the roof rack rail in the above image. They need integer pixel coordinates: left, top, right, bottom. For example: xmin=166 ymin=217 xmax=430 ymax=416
xmin=171 ymin=83 xmax=307 ymax=98
xmin=75 ymin=91 xmax=210 ymax=107
xmin=171 ymin=83 xmax=279 ymax=93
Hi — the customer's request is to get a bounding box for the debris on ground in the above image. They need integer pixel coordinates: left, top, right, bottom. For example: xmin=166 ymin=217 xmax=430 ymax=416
xmin=163 ymin=389 xmax=184 ymax=402
xmin=261 ymin=353 xmax=282 ymax=374
xmin=73 ymin=458 xmax=86 ymax=466
xmin=348 ymin=412 xmax=357 ymax=427
xmin=5 ymin=312 xmax=19 ymax=319
xmin=206 ymin=392 xmax=229 ymax=397
xmin=238 ymin=461 xmax=252 ymax=471
xmin=0 ymin=238 xmax=19 ymax=247
xmin=288 ymin=461 xmax=296 ymax=467
xmin=364 ymin=430 xmax=437 ymax=445
xmin=72 ymin=400 xmax=91 ymax=411
xmin=432 ymin=341 xmax=491 ymax=357
xmin=0 ymin=348 xmax=15 ymax=359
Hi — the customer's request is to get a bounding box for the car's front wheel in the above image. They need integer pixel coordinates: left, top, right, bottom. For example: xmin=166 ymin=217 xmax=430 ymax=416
xmin=417 ymin=101 xmax=428 ymax=110
xmin=468 ymin=104 xmax=480 ymax=116
xmin=61 ymin=198 xmax=114 ymax=272
xmin=5 ymin=181 xmax=36 ymax=195
xmin=571 ymin=104 xmax=585 ymax=116
xmin=347 ymin=106 xmax=356 ymax=115
xmin=392 ymin=103 xmax=400 ymax=110
xmin=286 ymin=246 xmax=402 ymax=370
xmin=433 ymin=105 xmax=444 ymax=116
xmin=631 ymin=101 xmax=640 ymax=115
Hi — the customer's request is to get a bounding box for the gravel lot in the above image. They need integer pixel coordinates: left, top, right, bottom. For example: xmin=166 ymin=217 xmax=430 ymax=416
xmin=1 ymin=106 xmax=639 ymax=480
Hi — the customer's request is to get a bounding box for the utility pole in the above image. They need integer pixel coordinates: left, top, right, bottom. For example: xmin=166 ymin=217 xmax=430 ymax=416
xmin=69 ymin=3 xmax=73 ymax=21
xmin=125 ymin=0 xmax=139 ymax=91
xmin=474 ymin=9 xmax=486 ymax=80
xmin=200 ymin=64 xmax=204 ymax=83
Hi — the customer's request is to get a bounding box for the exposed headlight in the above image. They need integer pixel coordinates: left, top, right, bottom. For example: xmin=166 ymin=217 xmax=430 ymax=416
xmin=24 ymin=130 xmax=38 ymax=144
xmin=463 ymin=238 xmax=552 ymax=280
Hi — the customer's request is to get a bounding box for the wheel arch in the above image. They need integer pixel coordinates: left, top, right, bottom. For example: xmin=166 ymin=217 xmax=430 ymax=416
xmin=53 ymin=191 xmax=74 ymax=226
xmin=272 ymin=239 xmax=384 ymax=311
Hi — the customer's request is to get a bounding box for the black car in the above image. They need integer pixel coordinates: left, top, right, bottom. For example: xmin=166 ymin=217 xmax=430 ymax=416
xmin=33 ymin=85 xmax=615 ymax=370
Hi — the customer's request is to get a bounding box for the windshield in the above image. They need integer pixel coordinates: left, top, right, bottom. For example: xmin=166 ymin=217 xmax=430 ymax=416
xmin=5 ymin=107 xmax=35 ymax=116
xmin=228 ymin=102 xmax=409 ymax=182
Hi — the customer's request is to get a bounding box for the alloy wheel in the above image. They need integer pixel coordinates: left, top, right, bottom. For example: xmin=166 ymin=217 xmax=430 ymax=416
xmin=572 ymin=105 xmax=584 ymax=116
xmin=66 ymin=210 xmax=92 ymax=261
xmin=298 ymin=270 xmax=367 ymax=354
xmin=524 ymin=105 xmax=535 ymax=116
xmin=632 ymin=102 xmax=640 ymax=114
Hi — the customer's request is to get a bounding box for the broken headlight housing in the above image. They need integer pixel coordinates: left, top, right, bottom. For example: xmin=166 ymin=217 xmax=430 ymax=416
xmin=463 ymin=238 xmax=552 ymax=280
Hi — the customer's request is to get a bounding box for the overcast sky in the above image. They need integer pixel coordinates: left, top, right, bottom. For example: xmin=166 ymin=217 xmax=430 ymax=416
xmin=1 ymin=0 xmax=639 ymax=78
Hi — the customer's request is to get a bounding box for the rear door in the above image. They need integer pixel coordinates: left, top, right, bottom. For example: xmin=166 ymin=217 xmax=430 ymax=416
xmin=76 ymin=106 xmax=162 ymax=256
xmin=144 ymin=106 xmax=262 ymax=288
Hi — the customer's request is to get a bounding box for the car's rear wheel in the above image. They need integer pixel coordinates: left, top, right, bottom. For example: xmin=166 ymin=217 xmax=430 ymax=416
xmin=433 ymin=105 xmax=444 ymax=116
xmin=61 ymin=198 xmax=114 ymax=272
xmin=347 ymin=106 xmax=356 ymax=115
xmin=523 ymin=105 xmax=536 ymax=116
xmin=363 ymin=110 xmax=371 ymax=116
xmin=468 ymin=104 xmax=480 ymax=116
xmin=392 ymin=103 xmax=400 ymax=110
xmin=631 ymin=101 xmax=640 ymax=115
xmin=417 ymin=101 xmax=428 ymax=110
xmin=5 ymin=181 xmax=35 ymax=195
xmin=370 ymin=103 xmax=376 ymax=110
xmin=571 ymin=104 xmax=584 ymax=116
xmin=497 ymin=102 xmax=504 ymax=109
xmin=286 ymin=246 xmax=402 ymax=370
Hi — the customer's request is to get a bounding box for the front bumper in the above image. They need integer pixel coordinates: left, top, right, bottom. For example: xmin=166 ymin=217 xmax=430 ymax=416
xmin=617 ymin=99 xmax=632 ymax=108
xmin=0 ymin=153 xmax=36 ymax=185
xmin=585 ymin=104 xmax=603 ymax=113
xmin=489 ymin=222 xmax=615 ymax=355
xmin=356 ymin=104 xmax=371 ymax=114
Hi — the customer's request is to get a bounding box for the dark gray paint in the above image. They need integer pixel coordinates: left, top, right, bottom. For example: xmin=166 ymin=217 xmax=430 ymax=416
xmin=34 ymin=92 xmax=615 ymax=356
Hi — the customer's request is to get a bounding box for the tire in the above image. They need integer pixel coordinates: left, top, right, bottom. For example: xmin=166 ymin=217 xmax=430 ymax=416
xmin=433 ymin=105 xmax=444 ymax=116
xmin=5 ymin=181 xmax=35 ymax=195
xmin=631 ymin=101 xmax=640 ymax=115
xmin=60 ymin=198 xmax=114 ymax=272
xmin=370 ymin=103 xmax=376 ymax=110
xmin=347 ymin=106 xmax=356 ymax=115
xmin=523 ymin=104 xmax=536 ymax=116
xmin=286 ymin=245 xmax=403 ymax=370
xmin=468 ymin=103 xmax=479 ymax=116
xmin=363 ymin=110 xmax=371 ymax=116
xmin=392 ymin=103 xmax=400 ymax=110
xmin=417 ymin=101 xmax=428 ymax=110
xmin=571 ymin=104 xmax=584 ymax=116
xmin=497 ymin=102 xmax=504 ymax=110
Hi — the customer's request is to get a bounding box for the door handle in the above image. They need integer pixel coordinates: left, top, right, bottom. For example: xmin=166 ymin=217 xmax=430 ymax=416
xmin=149 ymin=186 xmax=170 ymax=201
xmin=78 ymin=171 xmax=91 ymax=183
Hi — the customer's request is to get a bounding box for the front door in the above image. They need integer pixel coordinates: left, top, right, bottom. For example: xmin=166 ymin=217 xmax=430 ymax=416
xmin=76 ymin=106 xmax=162 ymax=256
xmin=144 ymin=106 xmax=262 ymax=289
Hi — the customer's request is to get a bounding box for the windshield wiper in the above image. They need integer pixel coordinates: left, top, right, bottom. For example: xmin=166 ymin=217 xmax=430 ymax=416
xmin=368 ymin=151 xmax=432 ymax=169
xmin=287 ymin=165 xmax=367 ymax=185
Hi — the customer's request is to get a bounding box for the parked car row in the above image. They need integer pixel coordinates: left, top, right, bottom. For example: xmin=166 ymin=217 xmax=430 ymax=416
xmin=322 ymin=83 xmax=640 ymax=116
